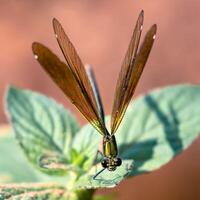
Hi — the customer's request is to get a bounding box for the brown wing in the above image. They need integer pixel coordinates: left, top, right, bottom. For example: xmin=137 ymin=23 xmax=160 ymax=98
xmin=111 ymin=12 xmax=157 ymax=134
xmin=52 ymin=19 xmax=103 ymax=130
xmin=32 ymin=42 xmax=106 ymax=135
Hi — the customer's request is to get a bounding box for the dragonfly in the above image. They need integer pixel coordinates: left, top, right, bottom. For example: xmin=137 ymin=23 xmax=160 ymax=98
xmin=32 ymin=10 xmax=157 ymax=178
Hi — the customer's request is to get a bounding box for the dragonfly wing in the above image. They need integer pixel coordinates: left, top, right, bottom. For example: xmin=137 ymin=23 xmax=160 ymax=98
xmin=110 ymin=11 xmax=144 ymax=134
xmin=32 ymin=42 xmax=106 ymax=134
xmin=52 ymin=19 xmax=104 ymax=129
xmin=111 ymin=11 xmax=157 ymax=134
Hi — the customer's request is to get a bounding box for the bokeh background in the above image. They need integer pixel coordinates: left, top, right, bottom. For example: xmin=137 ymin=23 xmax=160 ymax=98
xmin=0 ymin=0 xmax=200 ymax=199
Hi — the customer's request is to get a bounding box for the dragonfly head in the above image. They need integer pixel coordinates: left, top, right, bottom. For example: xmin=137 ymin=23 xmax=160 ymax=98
xmin=101 ymin=157 xmax=122 ymax=171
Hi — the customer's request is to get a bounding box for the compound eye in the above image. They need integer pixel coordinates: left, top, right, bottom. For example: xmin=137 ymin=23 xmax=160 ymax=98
xmin=101 ymin=159 xmax=108 ymax=168
xmin=115 ymin=158 xmax=122 ymax=166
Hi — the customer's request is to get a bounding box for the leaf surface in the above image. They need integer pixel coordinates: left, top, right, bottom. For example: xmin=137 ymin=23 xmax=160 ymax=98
xmin=6 ymin=86 xmax=80 ymax=175
xmin=0 ymin=183 xmax=67 ymax=200
xmin=4 ymin=84 xmax=200 ymax=188
xmin=0 ymin=133 xmax=43 ymax=183
xmin=75 ymin=160 xmax=133 ymax=189
xmin=115 ymin=84 xmax=200 ymax=175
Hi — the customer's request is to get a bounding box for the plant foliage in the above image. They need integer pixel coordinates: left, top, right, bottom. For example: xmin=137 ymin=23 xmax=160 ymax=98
xmin=0 ymin=84 xmax=199 ymax=199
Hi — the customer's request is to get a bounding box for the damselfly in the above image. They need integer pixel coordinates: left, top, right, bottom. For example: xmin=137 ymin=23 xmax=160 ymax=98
xmin=32 ymin=10 xmax=157 ymax=178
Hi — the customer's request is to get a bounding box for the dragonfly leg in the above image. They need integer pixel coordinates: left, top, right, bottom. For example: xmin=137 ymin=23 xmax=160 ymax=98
xmin=93 ymin=168 xmax=106 ymax=180
xmin=92 ymin=150 xmax=104 ymax=179
xmin=93 ymin=150 xmax=104 ymax=165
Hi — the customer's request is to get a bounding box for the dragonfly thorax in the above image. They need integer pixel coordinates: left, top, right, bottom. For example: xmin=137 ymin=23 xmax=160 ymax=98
xmin=102 ymin=135 xmax=122 ymax=170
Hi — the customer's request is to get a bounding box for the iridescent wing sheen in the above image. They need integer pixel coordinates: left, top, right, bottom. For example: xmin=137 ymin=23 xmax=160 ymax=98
xmin=111 ymin=11 xmax=157 ymax=134
xmin=32 ymin=42 xmax=106 ymax=135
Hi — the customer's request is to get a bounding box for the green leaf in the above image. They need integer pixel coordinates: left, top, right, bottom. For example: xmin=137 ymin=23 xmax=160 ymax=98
xmin=115 ymin=84 xmax=200 ymax=176
xmin=0 ymin=183 xmax=96 ymax=200
xmin=5 ymin=84 xmax=200 ymax=189
xmin=75 ymin=160 xmax=133 ymax=189
xmin=94 ymin=194 xmax=115 ymax=200
xmin=38 ymin=152 xmax=70 ymax=175
xmin=6 ymin=86 xmax=80 ymax=175
xmin=71 ymin=124 xmax=101 ymax=171
xmin=0 ymin=132 xmax=44 ymax=183
xmin=0 ymin=183 xmax=66 ymax=200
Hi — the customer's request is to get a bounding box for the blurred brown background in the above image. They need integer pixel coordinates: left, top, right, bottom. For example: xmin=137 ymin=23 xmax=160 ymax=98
xmin=0 ymin=0 xmax=200 ymax=199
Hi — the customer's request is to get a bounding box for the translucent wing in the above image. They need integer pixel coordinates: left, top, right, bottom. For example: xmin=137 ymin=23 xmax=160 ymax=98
xmin=52 ymin=19 xmax=103 ymax=129
xmin=111 ymin=11 xmax=157 ymax=134
xmin=32 ymin=42 xmax=106 ymax=134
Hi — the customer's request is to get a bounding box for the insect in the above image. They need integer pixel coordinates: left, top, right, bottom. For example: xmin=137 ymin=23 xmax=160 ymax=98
xmin=32 ymin=10 xmax=157 ymax=178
